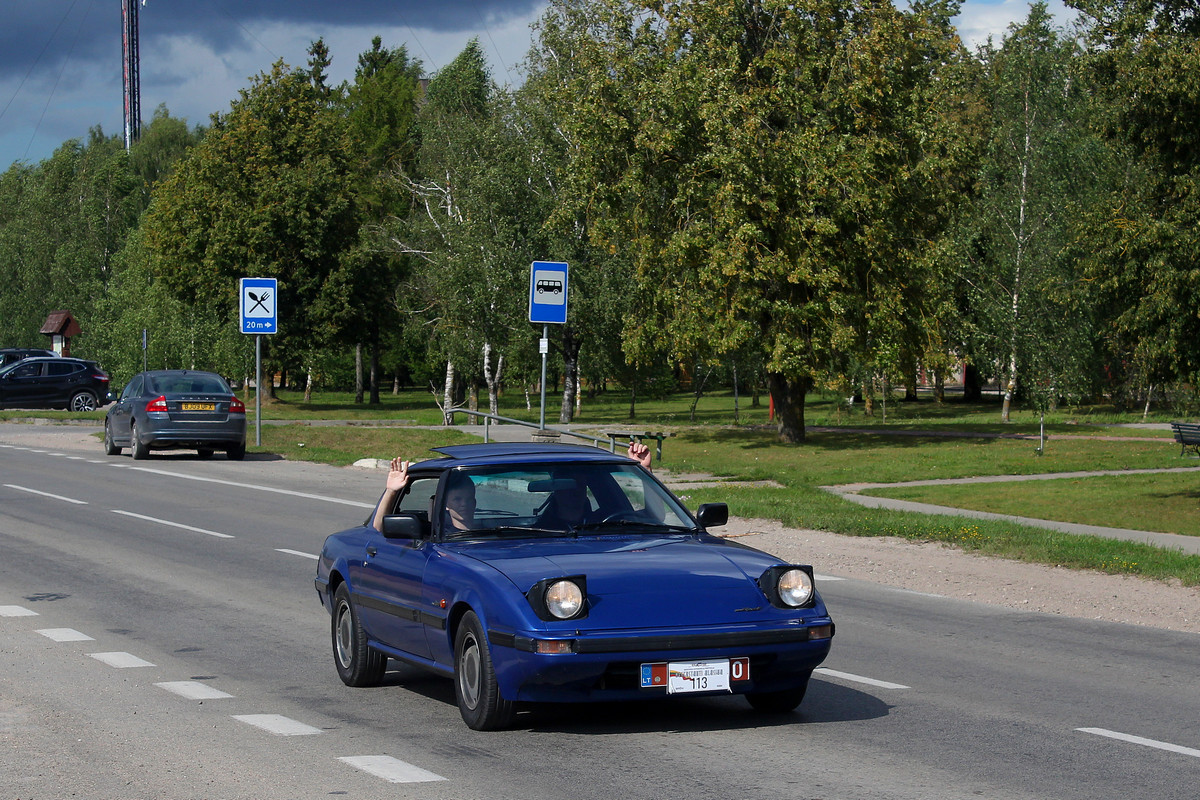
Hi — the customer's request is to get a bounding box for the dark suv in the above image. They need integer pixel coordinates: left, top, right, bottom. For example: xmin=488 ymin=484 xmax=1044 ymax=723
xmin=0 ymin=357 xmax=111 ymax=411
xmin=0 ymin=347 xmax=58 ymax=368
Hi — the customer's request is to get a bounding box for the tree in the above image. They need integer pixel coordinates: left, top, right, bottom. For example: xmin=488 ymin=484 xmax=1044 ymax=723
xmin=1069 ymin=0 xmax=1200 ymax=393
xmin=961 ymin=4 xmax=1099 ymax=422
xmin=141 ymin=58 xmax=359 ymax=389
xmin=528 ymin=0 xmax=975 ymax=441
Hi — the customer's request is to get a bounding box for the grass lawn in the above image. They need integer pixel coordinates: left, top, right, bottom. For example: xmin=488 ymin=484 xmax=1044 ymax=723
xmin=863 ymin=471 xmax=1200 ymax=537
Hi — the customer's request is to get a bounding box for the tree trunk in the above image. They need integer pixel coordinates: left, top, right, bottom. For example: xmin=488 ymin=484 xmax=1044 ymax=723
xmin=442 ymin=360 xmax=455 ymax=425
xmin=963 ymin=363 xmax=982 ymax=401
xmin=304 ymin=368 xmax=314 ymax=403
xmin=369 ymin=342 xmax=381 ymax=405
xmin=767 ymin=372 xmax=809 ymax=443
xmin=559 ymin=327 xmax=581 ymax=424
xmin=482 ymin=342 xmax=504 ymax=417
xmin=354 ymin=343 xmax=364 ymax=404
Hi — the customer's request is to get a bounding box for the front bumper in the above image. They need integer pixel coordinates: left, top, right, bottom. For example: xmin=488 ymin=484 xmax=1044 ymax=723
xmin=488 ymin=619 xmax=834 ymax=702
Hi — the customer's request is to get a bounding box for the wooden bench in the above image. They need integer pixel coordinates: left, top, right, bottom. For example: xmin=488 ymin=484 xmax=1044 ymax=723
xmin=1170 ymin=421 xmax=1200 ymax=457
xmin=603 ymin=430 xmax=674 ymax=462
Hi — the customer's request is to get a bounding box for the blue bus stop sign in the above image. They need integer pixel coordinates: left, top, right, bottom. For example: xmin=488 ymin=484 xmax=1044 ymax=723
xmin=529 ymin=262 xmax=568 ymax=325
xmin=240 ymin=277 xmax=278 ymax=334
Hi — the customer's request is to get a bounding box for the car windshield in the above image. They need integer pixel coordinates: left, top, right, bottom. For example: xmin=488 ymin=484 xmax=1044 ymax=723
xmin=441 ymin=461 xmax=696 ymax=540
xmin=148 ymin=374 xmax=230 ymax=394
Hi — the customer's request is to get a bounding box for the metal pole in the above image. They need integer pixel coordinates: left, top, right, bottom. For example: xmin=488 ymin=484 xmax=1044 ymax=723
xmin=539 ymin=325 xmax=548 ymax=430
xmin=255 ymin=334 xmax=262 ymax=446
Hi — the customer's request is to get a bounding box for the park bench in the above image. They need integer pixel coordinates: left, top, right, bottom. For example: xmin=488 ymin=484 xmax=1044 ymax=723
xmin=603 ymin=430 xmax=674 ymax=462
xmin=1170 ymin=421 xmax=1200 ymax=457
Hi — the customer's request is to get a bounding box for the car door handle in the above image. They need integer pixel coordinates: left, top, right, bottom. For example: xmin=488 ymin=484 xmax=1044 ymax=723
xmin=366 ymin=546 xmax=377 ymax=557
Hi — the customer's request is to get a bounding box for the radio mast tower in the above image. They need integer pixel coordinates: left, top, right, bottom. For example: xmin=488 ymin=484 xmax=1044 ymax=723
xmin=121 ymin=0 xmax=141 ymax=149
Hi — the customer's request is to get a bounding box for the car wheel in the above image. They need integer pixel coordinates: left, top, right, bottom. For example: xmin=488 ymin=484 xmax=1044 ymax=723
xmin=745 ymin=676 xmax=810 ymax=713
xmin=454 ymin=611 xmax=514 ymax=730
xmin=332 ymin=584 xmax=386 ymax=687
xmin=226 ymin=442 xmax=246 ymax=461
xmin=103 ymin=421 xmax=121 ymax=455
xmin=70 ymin=391 xmax=97 ymax=412
xmin=130 ymin=422 xmax=149 ymax=460
xmin=196 ymin=448 xmax=214 ymax=459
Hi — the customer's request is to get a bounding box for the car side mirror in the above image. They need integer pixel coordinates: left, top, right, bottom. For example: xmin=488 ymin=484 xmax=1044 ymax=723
xmin=696 ymin=503 xmax=728 ymax=528
xmin=380 ymin=513 xmax=423 ymax=540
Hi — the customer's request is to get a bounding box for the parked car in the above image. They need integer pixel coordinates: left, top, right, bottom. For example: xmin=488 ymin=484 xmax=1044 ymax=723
xmin=315 ymin=443 xmax=835 ymax=730
xmin=0 ymin=356 xmax=110 ymax=411
xmin=0 ymin=347 xmax=59 ymax=368
xmin=103 ymin=369 xmax=247 ymax=460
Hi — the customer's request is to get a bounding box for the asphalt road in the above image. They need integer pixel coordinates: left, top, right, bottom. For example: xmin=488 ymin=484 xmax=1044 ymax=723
xmin=2 ymin=426 xmax=1199 ymax=799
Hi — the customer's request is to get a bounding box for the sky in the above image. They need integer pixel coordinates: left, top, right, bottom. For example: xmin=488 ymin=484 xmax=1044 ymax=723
xmin=0 ymin=0 xmax=1075 ymax=171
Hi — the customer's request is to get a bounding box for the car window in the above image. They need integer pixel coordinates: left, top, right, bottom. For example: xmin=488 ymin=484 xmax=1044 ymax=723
xmin=45 ymin=362 xmax=80 ymax=377
xmin=8 ymin=362 xmax=43 ymax=378
xmin=122 ymin=376 xmax=144 ymax=400
xmin=443 ymin=463 xmax=693 ymax=537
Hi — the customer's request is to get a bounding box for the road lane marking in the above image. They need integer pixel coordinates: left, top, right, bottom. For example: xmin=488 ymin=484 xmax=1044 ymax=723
xmin=276 ymin=548 xmax=318 ymax=560
xmin=814 ymin=574 xmax=845 ymax=581
xmin=89 ymin=651 xmax=156 ymax=668
xmin=1077 ymin=728 xmax=1200 ymax=759
xmin=111 ymin=509 xmax=234 ymax=539
xmin=0 ymin=605 xmax=38 ymax=617
xmin=36 ymin=628 xmax=94 ymax=642
xmin=156 ymin=681 xmax=234 ymax=700
xmin=4 ymin=484 xmax=87 ymax=504
xmin=233 ymin=714 xmax=322 ymax=736
xmin=124 ymin=466 xmax=374 ymax=509
xmin=339 ymin=756 xmax=446 ymax=784
xmin=814 ymin=668 xmax=911 ymax=690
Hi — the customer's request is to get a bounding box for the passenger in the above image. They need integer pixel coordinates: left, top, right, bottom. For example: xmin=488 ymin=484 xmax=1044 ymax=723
xmin=441 ymin=471 xmax=478 ymax=531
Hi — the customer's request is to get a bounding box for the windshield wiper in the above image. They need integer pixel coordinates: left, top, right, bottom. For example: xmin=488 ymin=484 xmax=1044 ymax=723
xmin=569 ymin=520 xmax=699 ymax=535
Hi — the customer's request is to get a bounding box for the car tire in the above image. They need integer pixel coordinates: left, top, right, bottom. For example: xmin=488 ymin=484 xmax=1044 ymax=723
xmin=332 ymin=584 xmax=387 ymax=687
xmin=454 ymin=611 xmax=514 ymax=731
xmin=745 ymin=676 xmax=810 ymax=714
xmin=70 ymin=391 xmax=97 ymax=412
xmin=103 ymin=421 xmax=121 ymax=455
xmin=226 ymin=442 xmax=246 ymax=461
xmin=196 ymin=448 xmax=214 ymax=459
xmin=130 ymin=422 xmax=149 ymax=460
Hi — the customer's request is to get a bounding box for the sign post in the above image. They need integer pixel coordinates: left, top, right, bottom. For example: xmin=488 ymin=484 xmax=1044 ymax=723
xmin=529 ymin=261 xmax=568 ymax=429
xmin=240 ymin=277 xmax=279 ymax=446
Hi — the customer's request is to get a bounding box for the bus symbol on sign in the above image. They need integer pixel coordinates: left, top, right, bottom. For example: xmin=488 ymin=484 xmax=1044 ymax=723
xmin=536 ymin=279 xmax=563 ymax=295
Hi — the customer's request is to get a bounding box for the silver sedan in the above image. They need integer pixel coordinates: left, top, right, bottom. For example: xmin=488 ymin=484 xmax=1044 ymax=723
xmin=104 ymin=370 xmax=247 ymax=460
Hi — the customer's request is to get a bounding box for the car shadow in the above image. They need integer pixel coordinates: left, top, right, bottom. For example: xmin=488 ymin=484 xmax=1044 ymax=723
xmin=378 ymin=662 xmax=892 ymax=734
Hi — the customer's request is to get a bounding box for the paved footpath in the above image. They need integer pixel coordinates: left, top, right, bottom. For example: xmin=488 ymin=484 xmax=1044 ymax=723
xmin=825 ymin=467 xmax=1200 ymax=555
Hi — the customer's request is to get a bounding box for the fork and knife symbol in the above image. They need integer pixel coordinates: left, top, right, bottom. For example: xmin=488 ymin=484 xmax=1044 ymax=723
xmin=247 ymin=290 xmax=271 ymax=314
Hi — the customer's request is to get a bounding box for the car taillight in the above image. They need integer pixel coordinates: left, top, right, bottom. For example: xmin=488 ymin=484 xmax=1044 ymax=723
xmin=146 ymin=395 xmax=168 ymax=413
xmin=229 ymin=396 xmax=246 ymax=414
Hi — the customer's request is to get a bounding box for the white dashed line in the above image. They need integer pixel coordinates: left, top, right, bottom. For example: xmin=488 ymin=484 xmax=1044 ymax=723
xmin=276 ymin=548 xmax=319 ymax=560
xmin=339 ymin=755 xmax=446 ymax=784
xmin=814 ymin=668 xmax=911 ymax=690
xmin=1077 ymin=728 xmax=1200 ymax=759
xmin=233 ymin=714 xmax=322 ymax=736
xmin=111 ymin=509 xmax=234 ymax=539
xmin=814 ymin=574 xmax=845 ymax=582
xmin=89 ymin=651 xmax=156 ymax=668
xmin=4 ymin=484 xmax=87 ymax=504
xmin=36 ymin=628 xmax=94 ymax=642
xmin=156 ymin=681 xmax=234 ymax=700
xmin=124 ymin=465 xmax=373 ymax=509
xmin=0 ymin=605 xmax=38 ymax=617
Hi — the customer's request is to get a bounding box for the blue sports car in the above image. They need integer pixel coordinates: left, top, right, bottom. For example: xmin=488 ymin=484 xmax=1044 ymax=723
xmin=315 ymin=443 xmax=834 ymax=730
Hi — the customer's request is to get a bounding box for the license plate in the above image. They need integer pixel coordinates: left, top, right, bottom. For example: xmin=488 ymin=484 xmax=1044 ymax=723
xmin=181 ymin=403 xmax=215 ymax=411
xmin=640 ymin=657 xmax=750 ymax=693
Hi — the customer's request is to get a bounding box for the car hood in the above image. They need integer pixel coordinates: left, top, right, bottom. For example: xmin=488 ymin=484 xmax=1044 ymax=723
xmin=449 ymin=535 xmax=798 ymax=628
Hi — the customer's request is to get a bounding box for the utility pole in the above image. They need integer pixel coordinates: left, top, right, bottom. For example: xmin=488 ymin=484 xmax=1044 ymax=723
xmin=121 ymin=0 xmax=141 ymax=149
